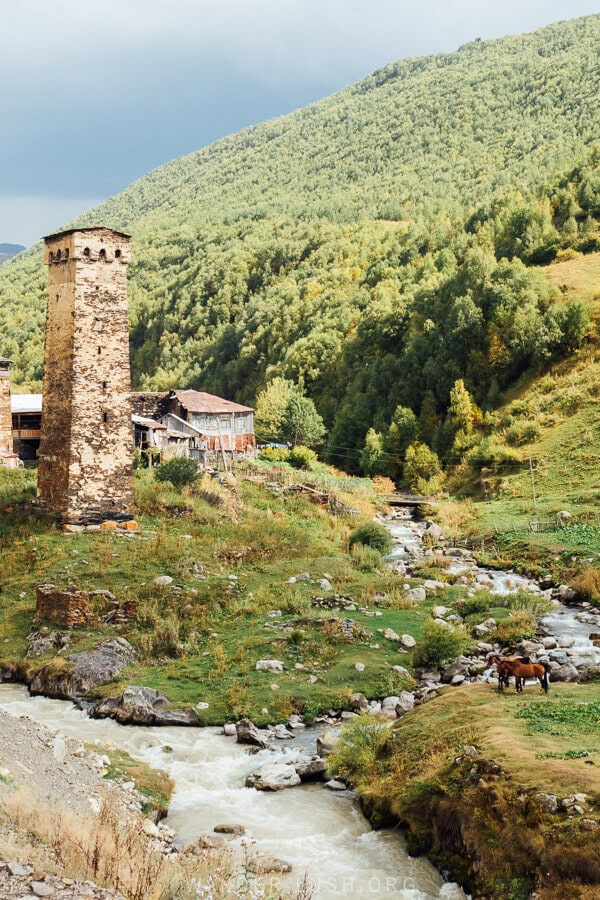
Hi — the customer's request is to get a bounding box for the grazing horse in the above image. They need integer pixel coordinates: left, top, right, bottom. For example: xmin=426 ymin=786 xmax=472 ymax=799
xmin=489 ymin=654 xmax=549 ymax=694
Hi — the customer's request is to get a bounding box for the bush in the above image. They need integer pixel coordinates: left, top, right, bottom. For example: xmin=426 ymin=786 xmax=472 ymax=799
xmin=328 ymin=714 xmax=392 ymax=786
xmin=351 ymin=542 xmax=383 ymax=572
xmin=155 ymin=457 xmax=200 ymax=490
xmin=288 ymin=445 xmax=317 ymax=469
xmin=258 ymin=446 xmax=290 ymax=462
xmin=413 ymin=620 xmax=470 ymax=668
xmin=349 ymin=520 xmax=393 ymax=555
xmin=572 ymin=567 xmax=600 ymax=606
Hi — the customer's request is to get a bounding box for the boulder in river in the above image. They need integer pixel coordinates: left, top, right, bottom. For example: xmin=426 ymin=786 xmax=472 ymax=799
xmin=316 ymin=730 xmax=339 ymax=756
xmin=246 ymin=762 xmax=301 ymax=791
xmin=93 ymin=685 xmax=200 ymax=726
xmin=236 ymin=718 xmax=270 ymax=749
xmin=248 ymin=855 xmax=292 ymax=874
xmin=214 ymin=823 xmax=245 ymax=835
xmin=294 ymin=755 xmax=327 ymax=781
xmin=29 ymin=637 xmax=137 ymax=700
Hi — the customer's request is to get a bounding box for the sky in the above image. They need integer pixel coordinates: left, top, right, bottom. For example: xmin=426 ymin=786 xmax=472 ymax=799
xmin=2 ymin=0 xmax=599 ymax=246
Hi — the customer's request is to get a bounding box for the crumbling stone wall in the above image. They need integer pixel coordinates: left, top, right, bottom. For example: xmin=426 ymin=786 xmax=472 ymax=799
xmin=35 ymin=584 xmax=92 ymax=628
xmin=38 ymin=228 xmax=135 ymax=523
xmin=35 ymin=584 xmax=137 ymax=628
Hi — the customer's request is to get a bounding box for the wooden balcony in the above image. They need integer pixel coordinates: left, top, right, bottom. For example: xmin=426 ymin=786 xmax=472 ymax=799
xmin=13 ymin=429 xmax=41 ymax=440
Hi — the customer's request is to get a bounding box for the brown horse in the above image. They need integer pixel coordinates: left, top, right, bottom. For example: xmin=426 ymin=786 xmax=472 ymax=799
xmin=490 ymin=654 xmax=549 ymax=693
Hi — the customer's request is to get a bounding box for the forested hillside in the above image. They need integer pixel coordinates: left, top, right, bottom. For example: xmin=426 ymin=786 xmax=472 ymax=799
xmin=1 ymin=14 xmax=600 ymax=477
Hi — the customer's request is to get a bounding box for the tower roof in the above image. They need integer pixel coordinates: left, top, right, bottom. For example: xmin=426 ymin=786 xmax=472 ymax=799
xmin=44 ymin=226 xmax=131 ymax=242
xmin=0 ymin=355 xmax=11 ymax=366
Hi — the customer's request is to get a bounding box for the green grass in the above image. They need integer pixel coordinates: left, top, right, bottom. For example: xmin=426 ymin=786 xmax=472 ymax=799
xmin=0 ymin=467 xmax=452 ymax=723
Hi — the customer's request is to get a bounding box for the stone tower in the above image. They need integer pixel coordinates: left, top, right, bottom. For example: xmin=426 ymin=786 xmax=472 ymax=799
xmin=38 ymin=227 xmax=134 ymax=523
xmin=0 ymin=356 xmax=12 ymax=454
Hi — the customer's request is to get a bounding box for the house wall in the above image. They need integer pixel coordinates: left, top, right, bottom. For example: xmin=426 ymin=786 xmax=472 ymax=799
xmin=38 ymin=229 xmax=134 ymax=523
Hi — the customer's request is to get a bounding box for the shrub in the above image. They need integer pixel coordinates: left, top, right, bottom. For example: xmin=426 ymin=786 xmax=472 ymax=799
xmin=351 ymin=542 xmax=384 ymax=572
xmin=496 ymin=610 xmax=536 ymax=642
xmin=505 ymin=421 xmax=541 ymax=446
xmin=258 ymin=446 xmax=290 ymax=462
xmin=288 ymin=445 xmax=317 ymax=469
xmin=155 ymin=457 xmax=200 ymax=490
xmin=572 ymin=567 xmax=600 ymax=606
xmin=328 ymin=714 xmax=392 ymax=786
xmin=349 ymin=520 xmax=393 ymax=555
xmin=413 ymin=620 xmax=470 ymax=668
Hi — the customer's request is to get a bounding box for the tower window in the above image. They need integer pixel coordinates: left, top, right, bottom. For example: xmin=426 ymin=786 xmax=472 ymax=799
xmin=56 ymin=249 xmax=62 ymax=260
xmin=83 ymin=247 xmax=90 ymax=257
xmin=103 ymin=411 xmax=109 ymax=423
xmin=99 ymin=249 xmax=106 ymax=259
xmin=115 ymin=249 xmax=121 ymax=259
xmin=98 ymin=346 xmax=102 ymax=355
xmin=64 ymin=248 xmax=69 ymax=260
xmin=101 ymin=380 xmax=107 ymax=389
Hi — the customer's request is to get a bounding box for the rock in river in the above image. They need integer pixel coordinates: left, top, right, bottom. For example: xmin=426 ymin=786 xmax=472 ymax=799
xmin=93 ymin=685 xmax=200 ymax=726
xmin=246 ymin=762 xmax=301 ymax=791
xmin=29 ymin=637 xmax=137 ymax=700
xmin=236 ymin=718 xmax=270 ymax=749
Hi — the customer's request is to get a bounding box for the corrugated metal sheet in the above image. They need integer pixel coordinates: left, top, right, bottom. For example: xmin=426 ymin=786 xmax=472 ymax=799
xmin=11 ymin=394 xmax=43 ymax=414
xmin=172 ymin=390 xmax=254 ymax=415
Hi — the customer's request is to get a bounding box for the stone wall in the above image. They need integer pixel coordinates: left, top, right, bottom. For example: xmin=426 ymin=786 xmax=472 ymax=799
xmin=35 ymin=584 xmax=137 ymax=628
xmin=0 ymin=367 xmax=12 ymax=454
xmin=38 ymin=228 xmax=135 ymax=523
xmin=35 ymin=584 xmax=92 ymax=628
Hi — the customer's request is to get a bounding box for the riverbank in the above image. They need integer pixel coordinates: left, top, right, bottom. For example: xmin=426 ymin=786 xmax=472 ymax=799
xmin=0 ymin=684 xmax=465 ymax=900
xmin=329 ymin=682 xmax=600 ymax=898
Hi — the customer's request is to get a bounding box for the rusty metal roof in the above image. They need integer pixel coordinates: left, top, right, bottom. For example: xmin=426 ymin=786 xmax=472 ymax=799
xmin=132 ymin=414 xmax=167 ymax=430
xmin=172 ymin=390 xmax=254 ymax=414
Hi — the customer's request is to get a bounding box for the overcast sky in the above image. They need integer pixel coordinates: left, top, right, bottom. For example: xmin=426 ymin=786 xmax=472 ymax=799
xmin=2 ymin=0 xmax=599 ymax=246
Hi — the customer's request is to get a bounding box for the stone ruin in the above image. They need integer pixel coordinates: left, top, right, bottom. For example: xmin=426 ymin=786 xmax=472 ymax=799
xmin=35 ymin=584 xmax=137 ymax=629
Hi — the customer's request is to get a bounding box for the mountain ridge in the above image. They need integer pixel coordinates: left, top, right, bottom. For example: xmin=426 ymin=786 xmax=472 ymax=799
xmin=0 ymin=13 xmax=599 ymax=475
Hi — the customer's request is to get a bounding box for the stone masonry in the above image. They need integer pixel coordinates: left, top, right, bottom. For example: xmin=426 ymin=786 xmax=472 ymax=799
xmin=35 ymin=584 xmax=137 ymax=628
xmin=0 ymin=356 xmax=13 ymax=454
xmin=38 ymin=228 xmax=135 ymax=523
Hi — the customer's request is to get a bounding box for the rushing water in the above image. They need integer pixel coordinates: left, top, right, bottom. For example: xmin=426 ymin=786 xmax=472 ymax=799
xmin=0 ymin=684 xmax=464 ymax=899
xmin=384 ymin=509 xmax=600 ymax=667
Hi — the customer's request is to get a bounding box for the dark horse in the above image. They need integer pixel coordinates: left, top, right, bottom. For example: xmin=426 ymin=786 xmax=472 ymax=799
xmin=489 ymin=654 xmax=549 ymax=693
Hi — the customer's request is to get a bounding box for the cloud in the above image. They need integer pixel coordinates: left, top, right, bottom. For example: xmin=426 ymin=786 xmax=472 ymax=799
xmin=2 ymin=1 xmax=598 ymax=241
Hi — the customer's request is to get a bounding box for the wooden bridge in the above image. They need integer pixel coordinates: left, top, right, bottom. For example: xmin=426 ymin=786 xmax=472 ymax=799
xmin=383 ymin=493 xmax=434 ymax=507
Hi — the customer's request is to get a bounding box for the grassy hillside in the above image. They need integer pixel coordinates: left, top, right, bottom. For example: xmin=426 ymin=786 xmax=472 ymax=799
xmin=1 ymin=15 xmax=599 ymax=471
xmin=330 ymin=683 xmax=600 ymax=897
xmin=434 ymin=250 xmax=600 ymax=583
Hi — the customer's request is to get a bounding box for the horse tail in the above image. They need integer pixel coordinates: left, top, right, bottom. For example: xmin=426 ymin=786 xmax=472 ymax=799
xmin=542 ymin=662 xmax=549 ymax=693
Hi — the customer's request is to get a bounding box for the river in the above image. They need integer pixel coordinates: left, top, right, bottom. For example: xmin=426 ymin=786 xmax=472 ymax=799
xmin=0 ymin=684 xmax=464 ymax=899
xmin=2 ymin=513 xmax=597 ymax=898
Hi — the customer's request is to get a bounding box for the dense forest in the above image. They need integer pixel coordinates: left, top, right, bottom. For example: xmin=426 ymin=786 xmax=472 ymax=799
xmin=1 ymin=14 xmax=599 ymax=478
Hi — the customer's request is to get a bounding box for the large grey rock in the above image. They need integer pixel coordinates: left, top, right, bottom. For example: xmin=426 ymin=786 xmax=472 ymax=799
xmin=423 ymin=522 xmax=443 ymax=543
xmin=348 ymin=692 xmax=369 ymax=711
xmin=400 ymin=633 xmax=416 ymax=649
xmin=236 ymin=718 xmax=270 ymax=749
xmin=551 ymin=663 xmax=579 ymax=682
xmin=248 ymin=856 xmax=292 ymax=874
xmin=391 ymin=665 xmax=412 ymax=680
xmin=93 ymin=685 xmax=200 ymax=726
xmin=29 ymin=637 xmax=137 ymax=700
xmin=395 ymin=691 xmax=415 ymax=718
xmin=255 ymin=659 xmax=284 ymax=673
xmin=316 ymin=730 xmax=339 ymax=756
xmin=294 ymin=756 xmax=327 ymax=781
xmin=405 ymin=587 xmax=426 ymax=603
xmin=246 ymin=763 xmax=301 ymax=791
